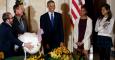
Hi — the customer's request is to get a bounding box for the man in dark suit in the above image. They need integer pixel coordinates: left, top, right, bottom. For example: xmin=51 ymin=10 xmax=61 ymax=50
xmin=12 ymin=4 xmax=28 ymax=38
xmin=12 ymin=4 xmax=28 ymax=56
xmin=0 ymin=12 xmax=33 ymax=58
xmin=40 ymin=0 xmax=64 ymax=54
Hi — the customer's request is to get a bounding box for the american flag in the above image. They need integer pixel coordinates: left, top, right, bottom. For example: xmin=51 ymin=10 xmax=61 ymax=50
xmin=70 ymin=0 xmax=85 ymax=27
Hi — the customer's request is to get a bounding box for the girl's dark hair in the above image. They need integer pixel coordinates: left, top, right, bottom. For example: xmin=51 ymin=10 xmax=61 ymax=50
xmin=81 ymin=4 xmax=88 ymax=15
xmin=99 ymin=3 xmax=112 ymax=21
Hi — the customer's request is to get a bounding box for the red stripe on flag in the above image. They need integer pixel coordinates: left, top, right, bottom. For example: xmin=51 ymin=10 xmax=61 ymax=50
xmin=71 ymin=9 xmax=77 ymax=20
xmin=72 ymin=0 xmax=81 ymax=15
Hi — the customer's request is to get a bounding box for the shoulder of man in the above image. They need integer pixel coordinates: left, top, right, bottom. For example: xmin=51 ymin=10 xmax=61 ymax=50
xmin=41 ymin=12 xmax=49 ymax=17
xmin=54 ymin=12 xmax=62 ymax=15
xmin=0 ymin=23 xmax=10 ymax=33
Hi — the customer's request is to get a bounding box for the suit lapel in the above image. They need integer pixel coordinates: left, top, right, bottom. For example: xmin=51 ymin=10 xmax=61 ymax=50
xmin=46 ymin=13 xmax=52 ymax=25
xmin=47 ymin=12 xmax=56 ymax=28
xmin=46 ymin=13 xmax=53 ymax=30
xmin=47 ymin=12 xmax=50 ymax=21
xmin=54 ymin=12 xmax=56 ymax=25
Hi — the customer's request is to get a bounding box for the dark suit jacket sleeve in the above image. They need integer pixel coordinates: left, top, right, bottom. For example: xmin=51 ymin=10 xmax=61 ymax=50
xmin=8 ymin=29 xmax=23 ymax=46
xmin=40 ymin=15 xmax=48 ymax=45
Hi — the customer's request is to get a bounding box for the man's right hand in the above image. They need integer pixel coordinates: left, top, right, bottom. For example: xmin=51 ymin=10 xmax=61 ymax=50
xmin=24 ymin=42 xmax=33 ymax=50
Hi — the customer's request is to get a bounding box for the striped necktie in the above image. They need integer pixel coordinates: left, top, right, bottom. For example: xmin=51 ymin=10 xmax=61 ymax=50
xmin=51 ymin=13 xmax=54 ymax=27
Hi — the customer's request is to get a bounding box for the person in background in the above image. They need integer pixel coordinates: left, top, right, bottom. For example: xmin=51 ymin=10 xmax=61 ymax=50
xmin=12 ymin=4 xmax=28 ymax=56
xmin=61 ymin=3 xmax=73 ymax=48
xmin=12 ymin=4 xmax=28 ymax=38
xmin=0 ymin=12 xmax=33 ymax=59
xmin=40 ymin=0 xmax=64 ymax=55
xmin=95 ymin=3 xmax=114 ymax=60
xmin=73 ymin=4 xmax=92 ymax=60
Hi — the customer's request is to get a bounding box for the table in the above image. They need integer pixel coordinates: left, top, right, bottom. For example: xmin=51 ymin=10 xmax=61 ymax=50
xmin=5 ymin=56 xmax=24 ymax=60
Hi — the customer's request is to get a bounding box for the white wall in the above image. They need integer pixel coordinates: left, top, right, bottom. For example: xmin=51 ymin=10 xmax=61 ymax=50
xmin=111 ymin=0 xmax=115 ymax=50
xmin=0 ymin=0 xmax=6 ymax=24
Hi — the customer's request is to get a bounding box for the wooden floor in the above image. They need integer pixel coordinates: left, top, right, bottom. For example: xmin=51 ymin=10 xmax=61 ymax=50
xmin=93 ymin=52 xmax=115 ymax=60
